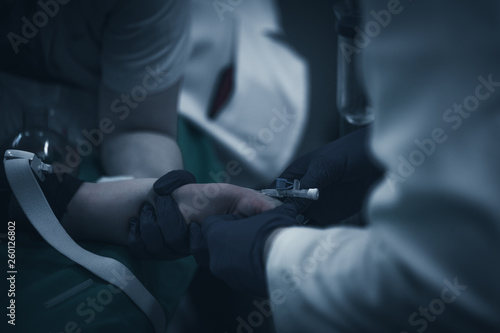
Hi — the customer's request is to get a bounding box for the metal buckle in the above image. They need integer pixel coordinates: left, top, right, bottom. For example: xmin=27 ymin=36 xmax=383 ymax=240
xmin=4 ymin=149 xmax=53 ymax=181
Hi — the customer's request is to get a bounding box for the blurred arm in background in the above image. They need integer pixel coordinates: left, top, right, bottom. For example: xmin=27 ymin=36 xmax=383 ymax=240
xmin=99 ymin=81 xmax=184 ymax=178
xmin=97 ymin=0 xmax=189 ymax=178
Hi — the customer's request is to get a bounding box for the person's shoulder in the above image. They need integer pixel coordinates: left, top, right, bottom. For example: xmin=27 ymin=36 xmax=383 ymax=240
xmin=100 ymin=0 xmax=189 ymax=93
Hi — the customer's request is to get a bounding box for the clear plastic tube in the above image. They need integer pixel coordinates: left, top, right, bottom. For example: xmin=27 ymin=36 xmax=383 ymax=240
xmin=334 ymin=0 xmax=374 ymax=126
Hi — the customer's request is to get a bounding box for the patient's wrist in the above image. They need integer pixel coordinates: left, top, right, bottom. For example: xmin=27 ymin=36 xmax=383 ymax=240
xmin=172 ymin=183 xmax=232 ymax=224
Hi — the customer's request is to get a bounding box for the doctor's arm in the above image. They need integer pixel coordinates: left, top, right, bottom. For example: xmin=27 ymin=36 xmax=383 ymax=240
xmin=189 ymin=1 xmax=500 ymax=332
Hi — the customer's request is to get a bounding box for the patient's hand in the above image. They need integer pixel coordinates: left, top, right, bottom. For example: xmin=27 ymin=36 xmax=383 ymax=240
xmin=172 ymin=183 xmax=282 ymax=224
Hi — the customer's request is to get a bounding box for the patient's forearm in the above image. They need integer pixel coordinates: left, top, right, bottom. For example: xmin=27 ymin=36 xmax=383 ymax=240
xmin=60 ymin=180 xmax=282 ymax=247
xmin=62 ymin=179 xmax=156 ymax=245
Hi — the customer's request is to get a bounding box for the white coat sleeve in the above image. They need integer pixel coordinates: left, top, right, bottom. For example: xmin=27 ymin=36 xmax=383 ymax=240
xmin=266 ymin=1 xmax=500 ymax=332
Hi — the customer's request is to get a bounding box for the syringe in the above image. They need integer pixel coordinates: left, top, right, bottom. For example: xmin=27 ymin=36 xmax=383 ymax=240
xmin=261 ymin=178 xmax=319 ymax=200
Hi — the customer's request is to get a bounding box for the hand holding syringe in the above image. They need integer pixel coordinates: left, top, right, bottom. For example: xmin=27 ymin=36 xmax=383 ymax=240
xmin=261 ymin=178 xmax=319 ymax=200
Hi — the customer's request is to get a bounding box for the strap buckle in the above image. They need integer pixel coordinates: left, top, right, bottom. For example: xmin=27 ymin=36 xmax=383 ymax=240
xmin=4 ymin=150 xmax=53 ymax=181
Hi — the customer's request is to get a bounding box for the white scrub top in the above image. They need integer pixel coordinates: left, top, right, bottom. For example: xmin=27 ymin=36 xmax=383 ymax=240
xmin=266 ymin=1 xmax=500 ymax=332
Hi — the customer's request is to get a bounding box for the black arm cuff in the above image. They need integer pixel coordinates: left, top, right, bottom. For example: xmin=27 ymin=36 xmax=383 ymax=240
xmin=1 ymin=160 xmax=83 ymax=228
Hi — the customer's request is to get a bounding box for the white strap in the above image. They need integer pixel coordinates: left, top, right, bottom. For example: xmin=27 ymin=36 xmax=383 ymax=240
xmin=4 ymin=151 xmax=166 ymax=333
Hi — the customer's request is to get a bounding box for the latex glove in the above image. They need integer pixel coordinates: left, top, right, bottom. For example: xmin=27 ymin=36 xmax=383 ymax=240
xmin=277 ymin=127 xmax=383 ymax=225
xmin=128 ymin=170 xmax=196 ymax=260
xmin=128 ymin=170 xmax=282 ymax=260
xmin=190 ymin=204 xmax=299 ymax=297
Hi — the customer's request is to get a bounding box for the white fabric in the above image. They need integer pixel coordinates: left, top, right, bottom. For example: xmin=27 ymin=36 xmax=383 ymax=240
xmin=179 ymin=0 xmax=308 ymax=186
xmin=4 ymin=151 xmax=166 ymax=333
xmin=266 ymin=1 xmax=500 ymax=332
xmin=97 ymin=175 xmax=134 ymax=183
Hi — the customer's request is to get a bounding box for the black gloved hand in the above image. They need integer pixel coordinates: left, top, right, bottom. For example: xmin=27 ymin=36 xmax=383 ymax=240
xmin=190 ymin=204 xmax=299 ymax=297
xmin=277 ymin=127 xmax=383 ymax=225
xmin=128 ymin=170 xmax=197 ymax=260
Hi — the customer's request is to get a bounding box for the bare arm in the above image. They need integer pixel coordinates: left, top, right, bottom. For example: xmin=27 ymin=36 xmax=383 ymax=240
xmin=98 ymin=81 xmax=183 ymax=178
xmin=62 ymin=179 xmax=156 ymax=245
xmin=62 ymin=180 xmax=281 ymax=246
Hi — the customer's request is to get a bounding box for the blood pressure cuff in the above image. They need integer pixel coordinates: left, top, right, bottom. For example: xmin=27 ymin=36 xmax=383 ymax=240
xmin=0 ymin=158 xmax=83 ymax=232
xmin=128 ymin=170 xmax=196 ymax=260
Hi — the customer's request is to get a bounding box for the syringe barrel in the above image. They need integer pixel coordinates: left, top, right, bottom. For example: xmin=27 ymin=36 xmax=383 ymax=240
xmin=282 ymin=189 xmax=319 ymax=200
